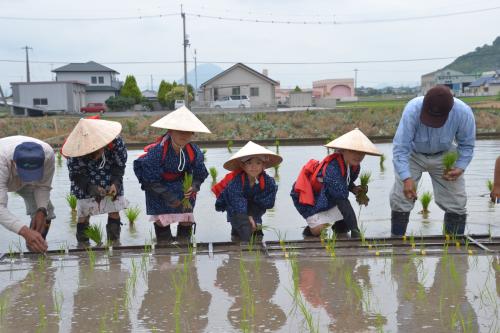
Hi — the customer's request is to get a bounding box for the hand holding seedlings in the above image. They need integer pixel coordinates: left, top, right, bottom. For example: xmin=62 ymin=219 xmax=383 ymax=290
xmin=19 ymin=225 xmax=47 ymax=253
xmin=352 ymin=185 xmax=369 ymax=206
xmin=403 ymin=178 xmax=418 ymax=201
xmin=107 ymin=184 xmax=118 ymax=200
xmin=443 ymin=167 xmax=463 ymax=181
xmin=184 ymin=186 xmax=193 ymax=199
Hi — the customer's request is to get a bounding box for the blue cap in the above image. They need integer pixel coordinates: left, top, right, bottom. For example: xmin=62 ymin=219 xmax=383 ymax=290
xmin=13 ymin=142 xmax=45 ymax=182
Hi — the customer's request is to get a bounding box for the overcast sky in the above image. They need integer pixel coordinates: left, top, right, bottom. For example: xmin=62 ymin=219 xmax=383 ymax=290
xmin=0 ymin=0 xmax=499 ymax=94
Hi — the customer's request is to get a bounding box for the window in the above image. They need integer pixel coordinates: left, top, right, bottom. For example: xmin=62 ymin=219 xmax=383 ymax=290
xmin=232 ymin=86 xmax=240 ymax=95
xmin=98 ymin=76 xmax=104 ymax=84
xmin=230 ymin=95 xmax=241 ymax=100
xmin=213 ymin=88 xmax=218 ymax=100
xmin=250 ymin=87 xmax=259 ymax=96
xmin=91 ymin=76 xmax=97 ymax=84
xmin=33 ymin=98 xmax=48 ymax=106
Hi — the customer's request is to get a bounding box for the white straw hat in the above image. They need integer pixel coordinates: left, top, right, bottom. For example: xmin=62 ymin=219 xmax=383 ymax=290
xmin=223 ymin=141 xmax=283 ymax=171
xmin=150 ymin=106 xmax=211 ymax=133
xmin=62 ymin=118 xmax=122 ymax=157
xmin=324 ymin=128 xmax=382 ymax=156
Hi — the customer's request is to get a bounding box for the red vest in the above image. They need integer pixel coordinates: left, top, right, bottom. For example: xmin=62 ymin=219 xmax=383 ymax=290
xmin=212 ymin=170 xmax=265 ymax=198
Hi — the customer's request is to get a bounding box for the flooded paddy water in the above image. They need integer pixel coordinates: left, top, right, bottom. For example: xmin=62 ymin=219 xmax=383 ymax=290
xmin=0 ymin=140 xmax=499 ymax=332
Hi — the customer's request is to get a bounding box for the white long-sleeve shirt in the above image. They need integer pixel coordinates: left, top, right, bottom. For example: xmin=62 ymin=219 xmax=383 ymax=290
xmin=0 ymin=136 xmax=55 ymax=233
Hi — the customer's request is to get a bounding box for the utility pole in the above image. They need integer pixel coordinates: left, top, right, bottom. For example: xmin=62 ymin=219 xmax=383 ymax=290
xmin=354 ymin=68 xmax=358 ymax=95
xmin=181 ymin=5 xmax=189 ymax=107
xmin=22 ymin=46 xmax=33 ymax=82
xmin=150 ymin=74 xmax=154 ymax=91
xmin=194 ymin=49 xmax=198 ymax=101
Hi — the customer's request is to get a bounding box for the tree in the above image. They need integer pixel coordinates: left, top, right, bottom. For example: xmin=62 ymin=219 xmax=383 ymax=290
xmin=120 ymin=75 xmax=142 ymax=104
xmin=165 ymin=86 xmax=193 ymax=110
xmin=157 ymin=80 xmax=173 ymax=106
xmin=294 ymin=85 xmax=302 ymax=92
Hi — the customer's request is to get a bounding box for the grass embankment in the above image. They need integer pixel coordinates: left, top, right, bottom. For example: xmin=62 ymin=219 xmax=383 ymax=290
xmin=0 ymin=103 xmax=499 ymax=146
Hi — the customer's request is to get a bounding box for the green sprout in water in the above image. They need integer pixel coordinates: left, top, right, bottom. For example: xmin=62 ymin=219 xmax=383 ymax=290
xmin=66 ymin=193 xmax=77 ymax=211
xmin=202 ymin=148 xmax=207 ymax=161
xmin=487 ymin=179 xmax=493 ymax=192
xmin=209 ymin=167 xmax=218 ymax=183
xmin=275 ymin=139 xmax=280 ymax=155
xmin=227 ymin=140 xmax=233 ymax=153
xmin=273 ymin=164 xmax=280 ymax=179
xmin=420 ymin=191 xmax=433 ymax=215
xmin=125 ymin=206 xmax=141 ymax=225
xmin=442 ymin=151 xmax=458 ymax=173
xmin=181 ymin=173 xmax=193 ymax=210
xmin=380 ymin=154 xmax=386 ymax=171
xmin=84 ymin=224 xmax=103 ymax=246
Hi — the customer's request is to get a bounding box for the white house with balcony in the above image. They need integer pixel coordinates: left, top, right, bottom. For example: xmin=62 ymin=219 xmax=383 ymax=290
xmin=53 ymin=61 xmax=121 ymax=104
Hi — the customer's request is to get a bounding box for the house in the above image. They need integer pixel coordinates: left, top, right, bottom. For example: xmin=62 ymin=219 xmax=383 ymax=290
xmin=312 ymin=79 xmax=356 ymax=101
xmin=199 ymin=63 xmax=278 ymax=107
xmin=465 ymin=70 xmax=500 ymax=96
xmin=10 ymin=81 xmax=86 ymax=115
xmin=52 ymin=61 xmax=121 ymax=104
xmin=420 ymin=69 xmax=480 ymax=95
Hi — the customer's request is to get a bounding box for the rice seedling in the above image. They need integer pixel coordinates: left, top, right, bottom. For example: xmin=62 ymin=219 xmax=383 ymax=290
xmin=442 ymin=151 xmax=458 ymax=173
xmin=202 ymin=148 xmax=207 ymax=161
xmin=86 ymin=247 xmax=96 ymax=270
xmin=53 ymin=290 xmax=63 ymax=319
xmin=275 ymin=139 xmax=280 ymax=154
xmin=239 ymin=256 xmax=255 ymax=332
xmin=65 ymin=193 xmax=77 ymax=212
xmin=38 ymin=303 xmax=47 ymax=329
xmin=181 ymin=173 xmax=193 ymax=210
xmin=209 ymin=167 xmax=218 ymax=183
xmin=171 ymin=267 xmax=187 ymax=333
xmin=487 ymin=179 xmax=493 ymax=192
xmin=419 ymin=191 xmax=432 ymax=215
xmin=7 ymin=242 xmax=15 ymax=261
xmin=295 ymin=293 xmax=319 ymax=333
xmin=379 ymin=154 xmax=385 ymax=171
xmin=356 ymin=172 xmax=371 ymax=221
xmin=84 ymin=224 xmax=103 ymax=246
xmin=273 ymin=164 xmax=280 ymax=179
xmin=0 ymin=294 xmax=8 ymax=321
xmin=227 ymin=140 xmax=233 ymax=153
xmin=125 ymin=206 xmax=141 ymax=225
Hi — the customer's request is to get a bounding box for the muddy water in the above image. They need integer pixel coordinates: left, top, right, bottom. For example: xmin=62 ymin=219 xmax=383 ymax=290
xmin=1 ymin=140 xmax=499 ymax=252
xmin=0 ymin=250 xmax=498 ymax=332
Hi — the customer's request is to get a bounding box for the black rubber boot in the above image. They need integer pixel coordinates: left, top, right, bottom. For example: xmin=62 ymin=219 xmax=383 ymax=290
xmin=302 ymin=226 xmax=315 ymax=237
xmin=231 ymin=214 xmax=252 ymax=242
xmin=106 ymin=217 xmax=122 ymax=242
xmin=391 ymin=211 xmax=410 ymax=236
xmin=351 ymin=228 xmax=362 ymax=239
xmin=177 ymin=224 xmax=194 ymax=241
xmin=332 ymin=220 xmax=350 ymax=234
xmin=154 ymin=224 xmax=173 ymax=242
xmin=76 ymin=222 xmax=90 ymax=242
xmin=444 ymin=212 xmax=466 ymax=236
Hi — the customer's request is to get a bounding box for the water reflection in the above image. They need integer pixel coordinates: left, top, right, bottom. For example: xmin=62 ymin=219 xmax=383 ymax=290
xmin=215 ymin=254 xmax=286 ymax=332
xmin=138 ymin=255 xmax=211 ymax=332
xmin=391 ymin=255 xmax=479 ymax=332
xmin=299 ymin=257 xmax=385 ymax=332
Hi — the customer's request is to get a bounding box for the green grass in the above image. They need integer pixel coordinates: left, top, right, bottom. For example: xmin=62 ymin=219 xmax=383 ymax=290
xmin=337 ymin=99 xmax=409 ymax=109
xmin=125 ymin=206 xmax=141 ymax=224
xmin=442 ymin=151 xmax=458 ymax=172
xmin=209 ymin=167 xmax=218 ymax=183
xmin=65 ymin=193 xmax=77 ymax=211
xmin=227 ymin=140 xmax=233 ymax=153
xmin=420 ymin=191 xmax=433 ymax=213
xmin=84 ymin=224 xmax=103 ymax=245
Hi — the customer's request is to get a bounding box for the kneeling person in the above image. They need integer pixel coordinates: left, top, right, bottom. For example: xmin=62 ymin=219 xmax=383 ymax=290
xmin=291 ymin=128 xmax=381 ymax=238
xmin=213 ymin=141 xmax=281 ymax=242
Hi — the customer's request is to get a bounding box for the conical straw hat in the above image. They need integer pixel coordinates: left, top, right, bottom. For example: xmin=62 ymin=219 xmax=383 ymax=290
xmin=324 ymin=128 xmax=382 ymax=156
xmin=223 ymin=141 xmax=283 ymax=171
xmin=62 ymin=118 xmax=122 ymax=157
xmin=150 ymin=106 xmax=211 ymax=133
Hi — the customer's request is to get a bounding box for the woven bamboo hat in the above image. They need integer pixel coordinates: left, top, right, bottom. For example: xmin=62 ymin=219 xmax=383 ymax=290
xmin=62 ymin=118 xmax=122 ymax=157
xmin=150 ymin=106 xmax=211 ymax=133
xmin=223 ymin=141 xmax=283 ymax=171
xmin=324 ymin=128 xmax=382 ymax=156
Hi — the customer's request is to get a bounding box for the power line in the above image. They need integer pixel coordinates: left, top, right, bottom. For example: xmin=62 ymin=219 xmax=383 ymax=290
xmin=186 ymin=6 xmax=500 ymax=25
xmin=0 ymin=5 xmax=498 ymax=24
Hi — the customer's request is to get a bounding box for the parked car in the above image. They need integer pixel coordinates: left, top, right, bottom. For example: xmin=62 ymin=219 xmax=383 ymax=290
xmin=174 ymin=100 xmax=185 ymax=109
xmin=211 ymin=95 xmax=251 ymax=109
xmin=80 ymin=103 xmax=106 ymax=113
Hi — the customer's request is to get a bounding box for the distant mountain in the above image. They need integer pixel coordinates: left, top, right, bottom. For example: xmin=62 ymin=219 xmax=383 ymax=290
xmin=178 ymin=63 xmax=224 ymax=89
xmin=443 ymin=36 xmax=500 ymax=73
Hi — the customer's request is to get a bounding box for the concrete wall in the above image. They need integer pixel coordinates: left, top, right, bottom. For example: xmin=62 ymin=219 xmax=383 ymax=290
xmin=289 ymin=92 xmax=312 ymax=107
xmin=202 ymin=66 xmax=276 ymax=106
xmin=315 ymin=97 xmax=337 ymax=108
